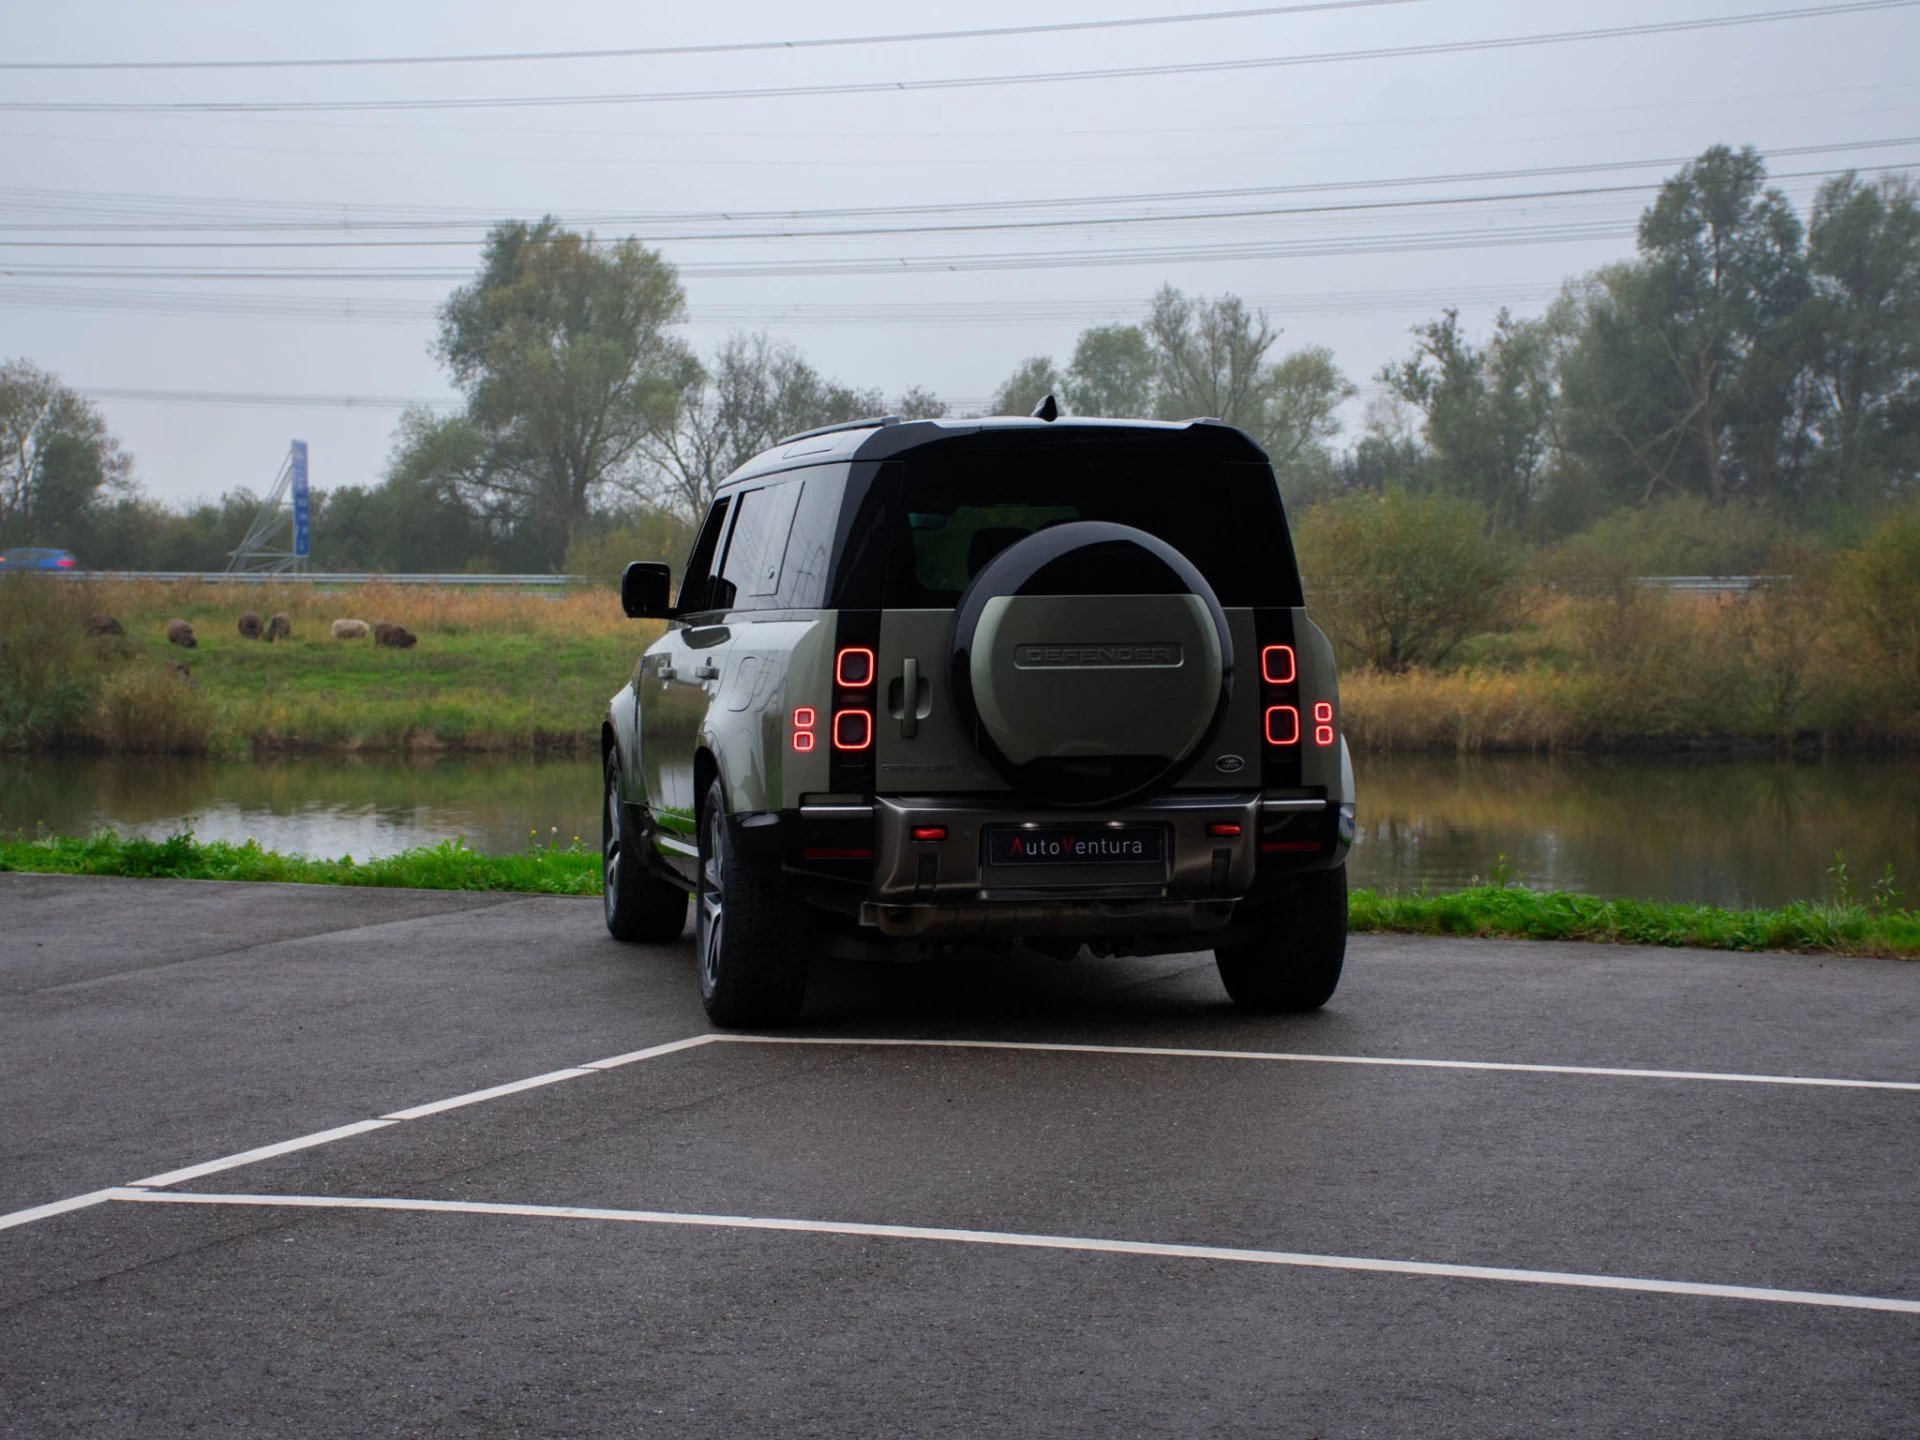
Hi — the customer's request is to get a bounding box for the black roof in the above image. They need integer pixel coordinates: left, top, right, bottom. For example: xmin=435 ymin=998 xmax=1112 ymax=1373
xmin=718 ymin=415 xmax=1269 ymax=492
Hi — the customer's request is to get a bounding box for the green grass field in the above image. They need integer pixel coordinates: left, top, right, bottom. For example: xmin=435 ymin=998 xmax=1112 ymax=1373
xmin=5 ymin=828 xmax=1914 ymax=958
xmin=2 ymin=576 xmax=656 ymax=754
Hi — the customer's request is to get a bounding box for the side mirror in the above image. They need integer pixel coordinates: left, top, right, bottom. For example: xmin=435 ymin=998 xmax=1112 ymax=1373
xmin=620 ymin=562 xmax=674 ymax=619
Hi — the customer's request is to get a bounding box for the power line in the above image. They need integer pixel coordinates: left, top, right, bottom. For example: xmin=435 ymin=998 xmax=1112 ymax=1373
xmin=0 ymin=167 xmax=1868 ymax=281
xmin=75 ymin=386 xmax=460 ymax=410
xmin=5 ymin=137 xmax=1912 ymax=238
xmin=4 ymin=2 xmax=1912 ymax=115
xmin=0 ymin=0 xmax=1417 ymax=72
xmin=3 ymin=280 xmax=1568 ymax=327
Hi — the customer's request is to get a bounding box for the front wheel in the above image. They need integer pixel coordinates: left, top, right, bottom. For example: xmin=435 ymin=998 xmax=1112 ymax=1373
xmin=602 ymin=754 xmax=689 ymax=943
xmin=696 ymin=778 xmax=810 ymax=1027
xmin=1214 ymin=865 xmax=1347 ymax=1012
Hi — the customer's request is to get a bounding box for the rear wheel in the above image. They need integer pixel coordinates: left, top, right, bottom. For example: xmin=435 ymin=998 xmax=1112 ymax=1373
xmin=697 ymin=777 xmax=810 ymax=1027
xmin=1214 ymin=866 xmax=1347 ymax=1012
xmin=602 ymin=754 xmax=689 ymax=942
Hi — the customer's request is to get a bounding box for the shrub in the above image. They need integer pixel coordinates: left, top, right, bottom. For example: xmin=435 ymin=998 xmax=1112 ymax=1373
xmin=1551 ymin=496 xmax=1787 ymax=581
xmin=1297 ymin=491 xmax=1517 ymax=672
xmin=94 ymin=662 xmax=212 ymax=753
xmin=0 ymin=574 xmax=99 ymax=746
xmin=1833 ymin=500 xmax=1920 ymax=722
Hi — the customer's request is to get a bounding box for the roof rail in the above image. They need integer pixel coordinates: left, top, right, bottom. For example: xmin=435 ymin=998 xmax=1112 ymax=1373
xmin=776 ymin=413 xmax=902 ymax=446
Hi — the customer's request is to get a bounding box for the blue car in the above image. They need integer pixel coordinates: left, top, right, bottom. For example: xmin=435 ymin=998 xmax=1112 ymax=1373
xmin=0 ymin=547 xmax=78 ymax=571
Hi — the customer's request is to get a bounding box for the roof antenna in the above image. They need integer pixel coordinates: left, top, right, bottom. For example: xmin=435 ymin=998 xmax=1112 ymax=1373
xmin=1030 ymin=393 xmax=1061 ymax=422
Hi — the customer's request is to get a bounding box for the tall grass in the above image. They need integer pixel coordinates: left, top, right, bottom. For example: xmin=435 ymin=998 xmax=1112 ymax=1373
xmin=1340 ymin=579 xmax=1915 ymax=753
xmin=0 ymin=576 xmax=660 ymax=755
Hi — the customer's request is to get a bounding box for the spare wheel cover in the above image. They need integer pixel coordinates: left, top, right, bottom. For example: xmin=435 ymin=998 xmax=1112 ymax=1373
xmin=949 ymin=521 xmax=1234 ymax=807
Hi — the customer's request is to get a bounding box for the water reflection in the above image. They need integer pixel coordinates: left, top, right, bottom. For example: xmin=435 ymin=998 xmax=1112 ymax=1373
xmin=2 ymin=752 xmax=1915 ymax=909
xmin=0 ymin=754 xmax=601 ymax=862
xmin=1348 ymin=753 xmax=1920 ymax=908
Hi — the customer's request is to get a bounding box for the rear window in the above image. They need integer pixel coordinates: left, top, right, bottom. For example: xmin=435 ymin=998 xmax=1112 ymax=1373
xmin=877 ymin=446 xmax=1302 ymax=608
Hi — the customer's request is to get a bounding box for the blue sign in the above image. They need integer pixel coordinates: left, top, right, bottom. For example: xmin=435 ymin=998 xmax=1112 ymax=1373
xmin=290 ymin=440 xmax=310 ymax=558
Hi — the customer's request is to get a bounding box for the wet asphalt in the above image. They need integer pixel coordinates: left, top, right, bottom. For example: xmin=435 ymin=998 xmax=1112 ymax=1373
xmin=2 ymin=871 xmax=1917 ymax=1438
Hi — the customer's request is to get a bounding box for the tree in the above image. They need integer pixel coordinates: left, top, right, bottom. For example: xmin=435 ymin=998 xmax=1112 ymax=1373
xmin=1065 ymin=324 xmax=1155 ymax=418
xmin=1804 ymin=172 xmax=1920 ymax=509
xmin=414 ymin=218 xmax=691 ymax=567
xmin=1294 ymin=491 xmax=1516 ymax=672
xmin=0 ymin=360 xmax=132 ymax=551
xmin=1146 ymin=285 xmax=1276 ymax=426
xmin=892 ymin=385 xmax=949 ymax=420
xmin=643 ymin=333 xmax=884 ymax=520
xmin=991 ymin=355 xmax=1064 ymax=417
xmin=1383 ymin=308 xmax=1557 ymax=532
xmin=1144 ymin=286 xmax=1354 ymax=474
xmin=1564 ymin=146 xmax=1809 ymax=508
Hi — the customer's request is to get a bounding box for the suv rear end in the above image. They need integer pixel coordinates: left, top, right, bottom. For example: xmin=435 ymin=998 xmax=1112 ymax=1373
xmin=604 ymin=414 xmax=1354 ymax=1025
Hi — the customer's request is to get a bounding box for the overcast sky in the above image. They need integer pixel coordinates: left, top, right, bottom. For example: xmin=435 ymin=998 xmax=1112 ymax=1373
xmin=3 ymin=0 xmax=1916 ymax=510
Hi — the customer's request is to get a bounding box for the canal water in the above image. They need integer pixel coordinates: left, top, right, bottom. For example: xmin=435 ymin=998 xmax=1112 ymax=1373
xmin=3 ymin=752 xmax=1915 ymax=910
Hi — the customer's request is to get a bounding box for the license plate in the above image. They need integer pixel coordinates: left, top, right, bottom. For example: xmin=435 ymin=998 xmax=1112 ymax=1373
xmin=985 ymin=825 xmax=1166 ymax=867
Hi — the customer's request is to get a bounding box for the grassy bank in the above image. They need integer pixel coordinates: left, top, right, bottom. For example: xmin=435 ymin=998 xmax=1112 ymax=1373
xmin=1337 ymin=586 xmax=1920 ymax=754
xmin=1 ymin=575 xmax=658 ymax=756
xmin=0 ymin=828 xmax=601 ymax=895
xmin=4 ymin=569 xmax=1917 ymax=756
xmin=4 ymin=829 xmax=1914 ymax=958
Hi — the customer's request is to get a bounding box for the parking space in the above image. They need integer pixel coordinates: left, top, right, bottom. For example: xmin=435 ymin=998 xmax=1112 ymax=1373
xmin=4 ymin=873 xmax=1918 ymax=1437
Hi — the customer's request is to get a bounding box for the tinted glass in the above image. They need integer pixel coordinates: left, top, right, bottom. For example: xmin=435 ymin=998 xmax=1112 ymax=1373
xmin=878 ymin=448 xmax=1302 ymax=608
xmin=676 ymin=496 xmax=731 ymax=615
xmin=714 ymin=479 xmax=805 ymax=611
xmin=778 ymin=470 xmax=843 ymax=608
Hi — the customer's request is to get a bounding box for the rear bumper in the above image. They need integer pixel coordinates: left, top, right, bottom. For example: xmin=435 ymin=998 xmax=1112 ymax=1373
xmin=783 ymin=789 xmax=1350 ymax=940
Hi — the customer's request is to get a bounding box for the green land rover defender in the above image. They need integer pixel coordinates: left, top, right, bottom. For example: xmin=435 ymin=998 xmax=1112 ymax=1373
xmin=602 ymin=410 xmax=1354 ymax=1026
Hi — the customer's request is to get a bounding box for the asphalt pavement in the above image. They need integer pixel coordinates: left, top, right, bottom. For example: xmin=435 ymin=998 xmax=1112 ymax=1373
xmin=3 ymin=872 xmax=1916 ymax=1438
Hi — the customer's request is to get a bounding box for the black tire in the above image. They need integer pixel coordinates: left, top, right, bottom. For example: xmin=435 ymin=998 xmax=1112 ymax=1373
xmin=1214 ymin=865 xmax=1347 ymax=1012
xmin=696 ymin=777 xmax=810 ymax=1027
xmin=602 ymin=753 xmax=689 ymax=943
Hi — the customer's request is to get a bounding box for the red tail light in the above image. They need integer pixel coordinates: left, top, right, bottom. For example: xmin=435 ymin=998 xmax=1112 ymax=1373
xmin=1313 ymin=701 xmax=1335 ymax=747
xmin=832 ymin=709 xmax=873 ymax=751
xmin=791 ymin=707 xmax=817 ymax=752
xmin=835 ymin=647 xmax=875 ymax=688
xmin=1264 ymin=705 xmax=1300 ymax=747
xmin=1260 ymin=645 xmax=1296 ymax=684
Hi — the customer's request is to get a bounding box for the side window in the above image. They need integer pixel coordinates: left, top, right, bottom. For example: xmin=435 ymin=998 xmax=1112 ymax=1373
xmin=778 ymin=471 xmax=842 ymax=609
xmin=676 ymin=496 xmax=731 ymax=616
xmin=715 ymin=479 xmax=805 ymax=611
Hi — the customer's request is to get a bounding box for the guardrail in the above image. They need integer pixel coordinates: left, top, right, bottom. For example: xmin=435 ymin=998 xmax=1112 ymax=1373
xmin=1640 ymin=576 xmax=1774 ymax=594
xmin=61 ymin=571 xmax=593 ymax=586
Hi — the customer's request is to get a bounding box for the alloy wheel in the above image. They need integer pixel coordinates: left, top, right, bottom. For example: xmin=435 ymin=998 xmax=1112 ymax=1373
xmin=699 ymin=806 xmax=726 ymax=991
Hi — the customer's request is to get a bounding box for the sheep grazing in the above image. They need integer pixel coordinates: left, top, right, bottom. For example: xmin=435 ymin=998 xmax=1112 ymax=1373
xmin=85 ymin=614 xmax=125 ymax=637
xmin=265 ymin=612 xmax=292 ymax=643
xmin=374 ymin=622 xmax=418 ymax=649
xmin=164 ymin=619 xmax=197 ymax=648
xmin=331 ymin=619 xmax=370 ymax=640
xmin=237 ymin=611 xmax=263 ymax=640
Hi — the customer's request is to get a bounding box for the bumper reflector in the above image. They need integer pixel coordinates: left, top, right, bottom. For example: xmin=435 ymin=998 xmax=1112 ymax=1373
xmin=911 ymin=826 xmax=948 ymax=842
xmin=1206 ymin=822 xmax=1243 ymax=838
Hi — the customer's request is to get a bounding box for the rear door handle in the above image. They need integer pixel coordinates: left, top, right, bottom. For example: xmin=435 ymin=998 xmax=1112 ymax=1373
xmin=694 ymin=661 xmax=721 ymax=682
xmin=901 ymin=656 xmax=920 ymax=738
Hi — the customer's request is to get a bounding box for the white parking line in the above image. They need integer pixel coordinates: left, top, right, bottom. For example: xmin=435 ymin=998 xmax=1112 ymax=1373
xmin=0 ymin=1188 xmax=126 ymax=1233
xmin=104 ymin=1188 xmax=1920 ymax=1317
xmin=382 ymin=1068 xmax=596 ymax=1121
xmin=130 ymin=1119 xmax=398 ymax=1189
xmin=6 ymin=1029 xmax=1914 ymax=1237
xmin=710 ymin=1035 xmax=1920 ymax=1092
